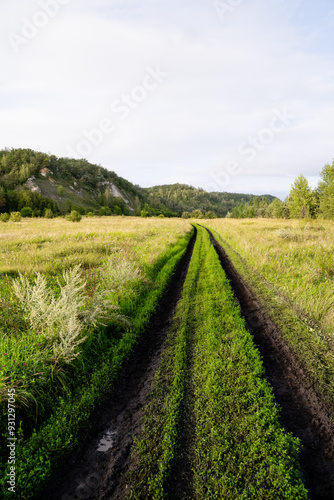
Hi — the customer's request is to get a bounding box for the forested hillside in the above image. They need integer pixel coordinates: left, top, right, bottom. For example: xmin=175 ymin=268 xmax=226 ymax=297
xmin=0 ymin=148 xmax=143 ymax=217
xmin=143 ymin=184 xmax=275 ymax=218
xmin=0 ymin=148 xmax=275 ymax=219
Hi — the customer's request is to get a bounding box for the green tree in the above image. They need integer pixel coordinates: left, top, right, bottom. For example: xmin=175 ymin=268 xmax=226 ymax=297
xmin=20 ymin=206 xmax=33 ymax=218
xmin=204 ymin=211 xmax=216 ymax=219
xmin=287 ymin=175 xmax=317 ymax=219
xmin=271 ymin=198 xmax=285 ymax=218
xmin=318 ymin=160 xmax=334 ymax=219
xmin=57 ymin=186 xmax=64 ymax=197
xmin=190 ymin=209 xmax=204 ymax=219
xmin=65 ymin=199 xmax=72 ymax=213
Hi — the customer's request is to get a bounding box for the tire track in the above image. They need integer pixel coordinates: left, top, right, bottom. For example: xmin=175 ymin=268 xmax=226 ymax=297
xmin=203 ymin=225 xmax=334 ymax=500
xmin=37 ymin=229 xmax=197 ymax=500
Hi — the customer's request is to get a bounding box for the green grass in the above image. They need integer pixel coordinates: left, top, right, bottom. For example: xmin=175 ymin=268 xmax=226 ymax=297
xmin=0 ymin=218 xmax=192 ymax=499
xmin=206 ymin=219 xmax=334 ymax=415
xmin=128 ymin=226 xmax=307 ymax=499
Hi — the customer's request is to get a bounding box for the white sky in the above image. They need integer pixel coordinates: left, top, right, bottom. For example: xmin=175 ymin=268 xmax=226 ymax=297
xmin=1 ymin=0 xmax=334 ymax=199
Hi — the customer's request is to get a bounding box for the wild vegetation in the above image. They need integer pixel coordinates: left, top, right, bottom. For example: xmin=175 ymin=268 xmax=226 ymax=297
xmin=0 ymin=148 xmax=275 ymax=220
xmin=230 ymin=160 xmax=334 ymax=219
xmin=0 ymin=148 xmax=142 ymax=217
xmin=142 ymin=184 xmax=274 ymax=218
xmin=1 ymin=210 xmax=334 ymax=498
xmin=207 ymin=218 xmax=334 ymax=415
xmin=0 ymin=217 xmax=192 ymax=498
xmin=129 ymin=226 xmax=307 ymax=499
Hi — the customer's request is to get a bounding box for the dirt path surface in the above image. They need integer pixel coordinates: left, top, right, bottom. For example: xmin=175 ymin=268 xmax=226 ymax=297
xmin=204 ymin=227 xmax=334 ymax=500
xmin=37 ymin=229 xmax=196 ymax=500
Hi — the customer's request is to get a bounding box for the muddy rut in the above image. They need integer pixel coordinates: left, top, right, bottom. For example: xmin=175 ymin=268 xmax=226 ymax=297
xmin=37 ymin=229 xmax=196 ymax=500
xmin=204 ymin=227 xmax=334 ymax=500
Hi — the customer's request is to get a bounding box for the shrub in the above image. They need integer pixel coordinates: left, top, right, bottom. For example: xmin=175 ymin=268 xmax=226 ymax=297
xmin=158 ymin=214 xmax=165 ymax=218
xmin=66 ymin=210 xmax=82 ymax=222
xmin=12 ymin=266 xmax=125 ymax=364
xmin=10 ymin=212 xmax=22 ymax=222
xmin=0 ymin=213 xmax=10 ymax=223
xmin=44 ymin=209 xmax=54 ymax=219
xmin=276 ymin=228 xmax=299 ymax=241
xmin=20 ymin=207 xmax=33 ymax=218
xmin=86 ymin=212 xmax=94 ymax=217
xmin=113 ymin=205 xmax=122 ymax=215
xmin=32 ymin=209 xmax=41 ymax=217
xmin=102 ymin=257 xmax=141 ymax=293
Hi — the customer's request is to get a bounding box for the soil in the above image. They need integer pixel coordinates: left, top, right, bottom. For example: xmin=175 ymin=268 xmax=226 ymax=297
xmin=205 ymin=227 xmax=334 ymax=500
xmin=36 ymin=229 xmax=196 ymax=500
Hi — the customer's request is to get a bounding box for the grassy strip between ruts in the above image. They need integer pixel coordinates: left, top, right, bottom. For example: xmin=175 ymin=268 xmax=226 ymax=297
xmin=0 ymin=230 xmax=194 ymax=500
xmin=128 ymin=225 xmax=308 ymax=499
xmin=206 ymin=223 xmax=334 ymax=416
xmin=128 ymin=226 xmax=202 ymax=499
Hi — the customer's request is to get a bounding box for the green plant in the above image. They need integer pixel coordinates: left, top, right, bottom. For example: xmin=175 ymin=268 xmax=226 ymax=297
xmin=0 ymin=227 xmax=193 ymax=499
xmin=130 ymin=226 xmax=307 ymax=499
xmin=113 ymin=205 xmax=122 ymax=215
xmin=20 ymin=207 xmax=33 ymax=218
xmin=10 ymin=212 xmax=22 ymax=222
xmin=0 ymin=213 xmax=9 ymax=223
xmin=44 ymin=209 xmax=54 ymax=219
xmin=66 ymin=210 xmax=82 ymax=222
xmin=12 ymin=265 xmax=123 ymax=364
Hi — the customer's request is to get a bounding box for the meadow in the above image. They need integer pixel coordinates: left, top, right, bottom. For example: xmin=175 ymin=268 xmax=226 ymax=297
xmin=0 ymin=216 xmax=192 ymax=498
xmin=207 ymin=219 xmax=334 ymax=413
xmin=128 ymin=225 xmax=307 ymax=499
xmin=0 ymin=216 xmax=333 ymax=498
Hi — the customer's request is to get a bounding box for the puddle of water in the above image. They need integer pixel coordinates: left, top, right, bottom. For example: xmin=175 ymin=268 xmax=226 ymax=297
xmin=97 ymin=430 xmax=117 ymax=452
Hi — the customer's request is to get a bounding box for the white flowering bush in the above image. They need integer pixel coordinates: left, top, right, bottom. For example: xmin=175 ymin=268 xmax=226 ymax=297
xmin=13 ymin=265 xmax=128 ymax=364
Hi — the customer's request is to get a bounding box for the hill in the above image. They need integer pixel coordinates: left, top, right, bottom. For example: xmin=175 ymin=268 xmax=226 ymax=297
xmin=0 ymin=148 xmax=142 ymax=217
xmin=143 ymin=184 xmax=275 ymax=218
xmin=0 ymin=148 xmax=275 ymax=218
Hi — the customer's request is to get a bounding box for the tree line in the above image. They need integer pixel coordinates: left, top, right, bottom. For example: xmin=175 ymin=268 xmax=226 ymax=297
xmin=229 ymin=160 xmax=334 ymax=219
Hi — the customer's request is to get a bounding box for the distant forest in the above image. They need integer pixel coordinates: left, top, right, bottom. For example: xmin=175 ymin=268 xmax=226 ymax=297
xmin=0 ymin=148 xmax=273 ymax=219
xmin=1 ymin=148 xmax=332 ymax=220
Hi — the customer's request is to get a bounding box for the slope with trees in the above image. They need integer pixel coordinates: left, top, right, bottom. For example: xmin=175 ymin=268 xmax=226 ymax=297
xmin=143 ymin=183 xmax=275 ymax=218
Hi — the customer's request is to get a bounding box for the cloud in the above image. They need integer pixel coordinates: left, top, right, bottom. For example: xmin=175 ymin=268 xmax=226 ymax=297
xmin=0 ymin=0 xmax=334 ymax=197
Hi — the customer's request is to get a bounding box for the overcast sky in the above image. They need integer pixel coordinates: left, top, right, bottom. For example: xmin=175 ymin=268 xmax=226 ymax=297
xmin=1 ymin=0 xmax=334 ymax=199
